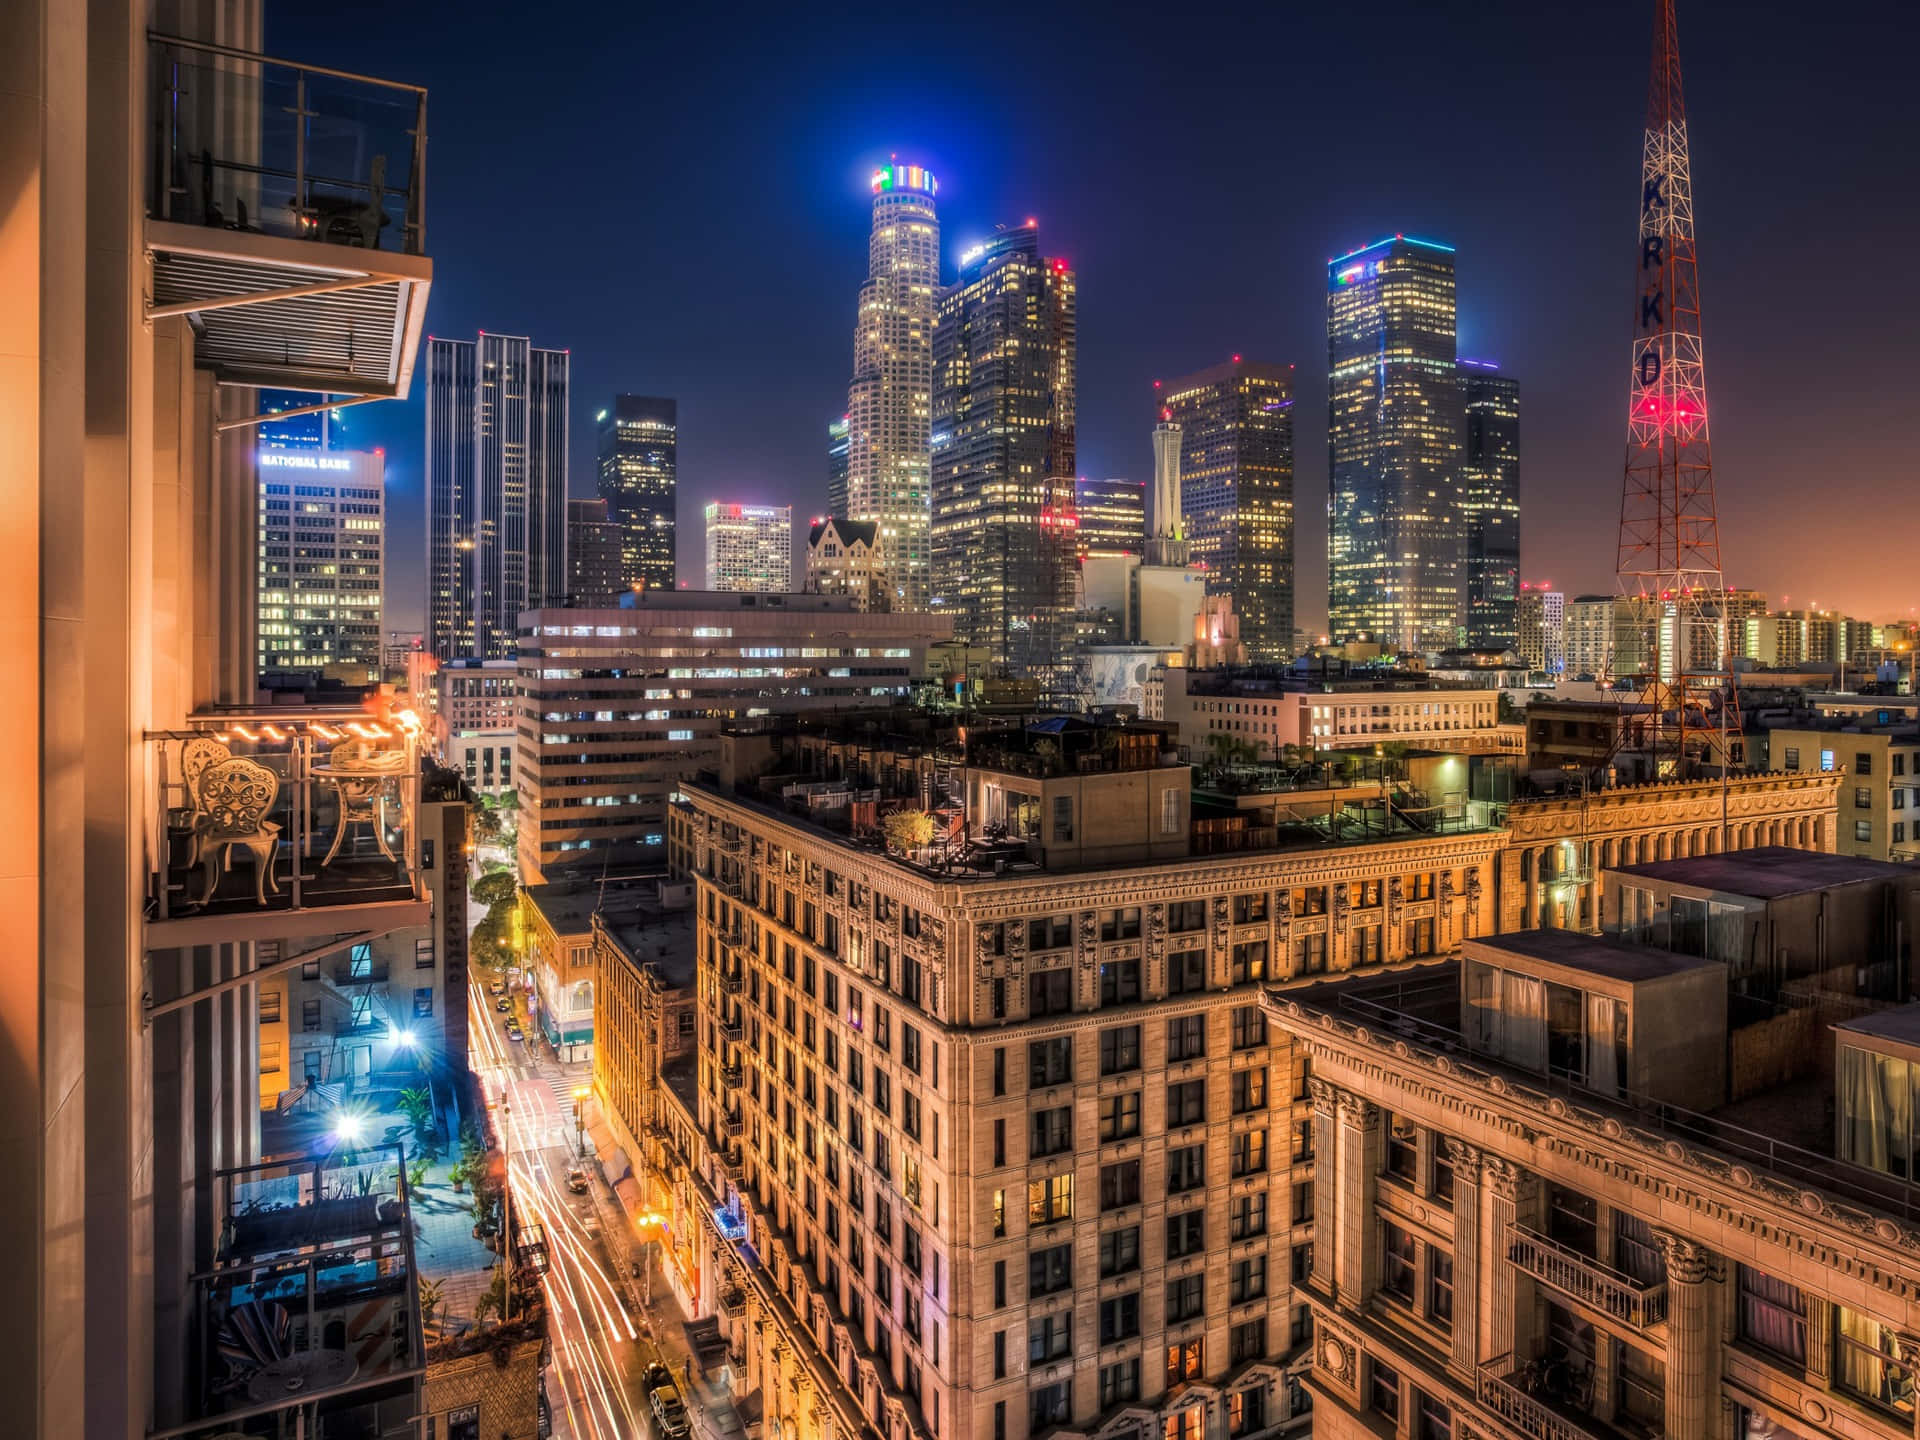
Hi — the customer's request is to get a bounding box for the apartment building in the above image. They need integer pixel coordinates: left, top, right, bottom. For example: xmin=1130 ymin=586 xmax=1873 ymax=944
xmin=521 ymin=871 xmax=689 ymax=1061
xmin=514 ymin=592 xmax=950 ymax=881
xmin=1765 ymin=722 xmax=1920 ymax=861
xmin=1267 ymin=850 xmax=1920 ymax=1440
xmin=1162 ymin=669 xmax=1507 ymax=756
xmin=663 ymin=718 xmax=1511 ymax=1440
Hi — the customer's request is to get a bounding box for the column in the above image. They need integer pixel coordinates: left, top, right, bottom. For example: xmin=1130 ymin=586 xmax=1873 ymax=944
xmin=1334 ymin=1090 xmax=1382 ymax=1309
xmin=1443 ymin=1140 xmax=1483 ymax=1379
xmin=1657 ymin=1231 xmax=1715 ymax=1440
xmin=1307 ymin=1078 xmax=1339 ymax=1295
xmin=1480 ymin=1157 xmax=1541 ymax=1367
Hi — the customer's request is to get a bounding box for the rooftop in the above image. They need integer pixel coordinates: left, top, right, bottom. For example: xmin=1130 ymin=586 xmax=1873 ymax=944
xmin=1609 ymin=845 xmax=1918 ymax=898
xmin=524 ymin=869 xmax=674 ymax=935
xmin=1466 ymin=927 xmax=1722 ymax=985
xmin=1835 ymin=1005 xmax=1920 ymax=1051
xmin=603 ymin=907 xmax=697 ymax=990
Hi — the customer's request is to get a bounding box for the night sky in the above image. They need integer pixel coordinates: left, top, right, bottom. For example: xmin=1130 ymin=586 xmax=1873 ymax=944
xmin=272 ymin=0 xmax=1920 ymax=638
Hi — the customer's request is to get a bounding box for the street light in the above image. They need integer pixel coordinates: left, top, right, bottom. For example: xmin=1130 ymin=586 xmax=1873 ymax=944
xmin=573 ymin=1086 xmax=591 ymax=1160
xmin=331 ymin=1111 xmax=365 ymax=1146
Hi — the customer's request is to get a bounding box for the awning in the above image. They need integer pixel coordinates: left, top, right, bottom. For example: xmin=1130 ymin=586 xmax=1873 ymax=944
xmin=613 ymin=1175 xmax=642 ymax=1217
xmin=587 ymin=1121 xmax=631 ymax=1182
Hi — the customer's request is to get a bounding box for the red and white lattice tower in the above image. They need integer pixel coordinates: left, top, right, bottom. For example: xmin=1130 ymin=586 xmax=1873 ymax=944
xmin=1616 ymin=0 xmax=1736 ymax=778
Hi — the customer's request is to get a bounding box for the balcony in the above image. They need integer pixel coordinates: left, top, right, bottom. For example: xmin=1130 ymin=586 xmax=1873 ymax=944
xmin=720 ymin=1065 xmax=743 ymax=1089
xmin=718 ymin=1287 xmax=746 ymax=1318
xmin=146 ymin=712 xmax=430 ymax=951
xmin=1507 ymin=1225 xmax=1668 ymax=1330
xmin=722 ymin=1109 xmax=744 ymax=1138
xmin=331 ymin=959 xmax=390 ymax=986
xmin=1477 ymin=1357 xmax=1608 ymax=1440
xmin=720 ymin=1019 xmax=744 ymax=1044
xmin=720 ymin=971 xmax=745 ymax=996
xmin=177 ymin=1147 xmax=421 ymax=1439
xmin=145 ymin=35 xmax=431 ymax=407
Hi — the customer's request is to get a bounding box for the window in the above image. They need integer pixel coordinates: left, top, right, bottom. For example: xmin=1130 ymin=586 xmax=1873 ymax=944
xmin=994 ymin=1401 xmax=1007 ymax=1440
xmin=301 ymin=999 xmax=321 ymax=1032
xmin=1028 ymin=915 xmax=1073 ymax=951
xmin=1028 ymin=1175 xmax=1072 ymax=1226
xmin=1547 ymin=1184 xmax=1598 ymax=1256
xmin=1369 ymin=1361 xmax=1401 ymax=1425
xmin=1169 ymin=900 xmax=1207 ymax=933
xmin=1029 ymin=969 xmax=1073 ymax=1017
xmin=259 ymin=991 xmax=281 ymax=1023
xmin=1167 ymin=1341 xmax=1203 ymax=1387
xmin=259 ymin=1040 xmax=282 ymax=1075
xmin=1229 ymin=1193 xmax=1267 ymax=1241
xmin=1898 ymin=823 xmax=1908 ymax=845
xmin=1294 ymin=932 xmax=1327 ymax=974
xmin=1229 ymin=1386 xmax=1267 ymax=1439
xmin=1290 ymin=1244 xmax=1312 ymax=1284
xmin=1161 ymin=788 xmax=1181 ymax=836
xmin=1857 ymin=751 xmax=1874 ymax=776
xmin=1030 ymin=1383 xmax=1071 ymax=1434
xmin=1229 ymin=1319 xmax=1267 ymax=1366
xmin=1428 ymin=1249 xmax=1455 ymax=1329
xmin=1029 ymin=1037 xmax=1073 ymax=1088
xmin=1229 ymin=1255 xmax=1266 ymax=1305
xmin=1100 ymin=1160 xmax=1141 ymax=1210
xmin=1381 ymin=1220 xmax=1416 ymax=1303
xmin=1231 ymin=1005 xmax=1267 ymax=1050
xmin=1166 ymin=1274 xmax=1205 ymax=1323
xmin=1736 ymin=1265 xmax=1806 ymax=1364
xmin=1101 ymin=907 xmax=1141 ymax=941
xmin=1099 ymin=1226 xmax=1140 ymax=1277
xmin=1099 ymin=1026 xmax=1141 ymax=1075
xmin=1099 ymin=960 xmax=1141 ymax=1006
xmin=1099 ymin=1292 xmax=1141 ymax=1343
xmin=1100 ymin=1359 xmax=1141 ymax=1409
xmin=1857 ymin=820 xmax=1873 ymax=843
xmin=1233 ymin=893 xmax=1269 ymax=924
xmin=1857 ymin=786 xmax=1873 ymax=810
xmin=1029 ymin=1312 xmax=1072 ymax=1364
xmin=1029 ymin=1244 xmax=1072 ymax=1297
xmin=1231 ymin=1067 xmax=1267 ymax=1114
xmin=1229 ymin=1129 xmax=1267 ymax=1177
xmin=993 ymin=1260 xmax=1007 ymax=1307
xmin=1292 ymin=1181 xmax=1314 ymax=1225
xmin=1822 ymin=749 xmax=1836 ymax=771
xmin=1614 ymin=1212 xmax=1667 ymax=1286
xmin=1416 ymin=1392 xmax=1453 ymax=1440
xmin=1783 ymin=745 xmax=1801 ymax=769
xmin=1384 ymin=1112 xmax=1419 ymax=1184
xmin=1230 ymin=941 xmax=1267 ymax=984
xmin=1167 ymin=1080 xmax=1206 ymax=1128
xmin=1166 ymin=1209 xmax=1204 ymax=1258
xmin=413 ymin=987 xmax=433 ymax=1018
xmin=993 ymin=1048 xmax=1006 ymax=1097
xmin=993 ymin=1118 xmax=1006 ymax=1166
xmin=1167 ymin=1014 xmax=1206 ymax=1062
xmin=1030 ymin=1107 xmax=1072 ymax=1158
xmin=1166 ymin=1144 xmax=1206 ymax=1193
xmin=1168 ymin=948 xmax=1207 ymax=995
xmin=1052 ymin=795 xmax=1074 ymax=842
xmin=993 ymin=1330 xmax=1007 ymax=1379
xmin=1098 ymin=1091 xmax=1141 ymax=1141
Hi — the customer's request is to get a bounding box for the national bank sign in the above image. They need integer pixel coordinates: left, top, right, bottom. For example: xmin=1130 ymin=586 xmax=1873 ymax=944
xmin=260 ymin=451 xmax=354 ymax=471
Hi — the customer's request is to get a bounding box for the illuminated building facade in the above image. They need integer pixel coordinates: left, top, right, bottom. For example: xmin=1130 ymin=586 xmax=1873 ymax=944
xmin=1161 ymin=359 xmax=1295 ymax=662
xmin=257 ymin=448 xmax=385 ymax=682
xmin=931 ymin=224 xmax=1079 ymax=678
xmin=1327 ymin=236 xmax=1464 ymax=650
xmin=567 ymin=497 xmax=625 ymax=606
xmin=427 ymin=332 xmax=570 ymax=659
xmin=597 ymin=394 xmax=678 ymax=593
xmin=514 ymin=593 xmax=949 ymax=881
xmin=1514 ymin=584 xmax=1564 ymax=674
xmin=1074 ymin=477 xmax=1145 ymax=558
xmin=1459 ymin=361 xmax=1520 ymax=649
xmin=846 ymin=162 xmax=940 ymax=611
xmin=705 ymin=502 xmax=793 ymax=593
xmin=829 ymin=415 xmax=852 ymax=521
xmin=806 ymin=517 xmax=889 ymax=611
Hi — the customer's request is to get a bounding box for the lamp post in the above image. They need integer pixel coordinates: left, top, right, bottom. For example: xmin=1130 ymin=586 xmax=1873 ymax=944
xmin=573 ymin=1086 xmax=590 ymax=1161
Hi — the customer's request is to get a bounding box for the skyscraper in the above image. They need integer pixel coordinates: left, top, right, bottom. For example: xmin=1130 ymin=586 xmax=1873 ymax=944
xmin=930 ymin=224 xmax=1078 ymax=677
xmin=1459 ymin=358 xmax=1521 ymax=649
xmin=1160 ymin=359 xmax=1294 ymax=660
xmin=257 ymin=448 xmax=385 ymax=682
xmin=846 ymin=161 xmax=939 ymax=611
xmin=826 ymin=414 xmax=851 ymax=520
xmin=1073 ymin=476 xmax=1145 ymax=558
xmin=567 ymin=497 xmax=624 ymax=606
xmin=426 ymin=332 xmax=569 ymax=659
xmin=596 ymin=394 xmax=677 ymax=593
xmin=705 ymin=502 xmax=793 ymax=592
xmin=1327 ymin=235 xmax=1465 ymax=649
xmin=1515 ymin=583 xmax=1566 ymax=673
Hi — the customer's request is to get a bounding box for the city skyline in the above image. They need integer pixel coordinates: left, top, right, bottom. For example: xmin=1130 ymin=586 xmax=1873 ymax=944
xmin=270 ymin=0 xmax=1920 ymax=637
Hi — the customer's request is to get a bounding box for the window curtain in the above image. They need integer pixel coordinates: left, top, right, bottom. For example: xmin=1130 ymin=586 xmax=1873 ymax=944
xmin=1585 ymin=993 xmax=1621 ymax=1098
xmin=1465 ymin=962 xmax=1499 ymax=1052
xmin=1840 ymin=1047 xmax=1890 ymax=1171
xmin=1501 ymin=972 xmax=1548 ymax=1074
xmin=1736 ymin=1266 xmax=1806 ymax=1362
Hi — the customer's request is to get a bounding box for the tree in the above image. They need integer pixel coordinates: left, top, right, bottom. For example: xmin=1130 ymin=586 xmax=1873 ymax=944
xmin=882 ymin=809 xmax=936 ymax=854
xmin=397 ymin=1085 xmax=434 ymax=1139
xmin=472 ymin=871 xmax=519 ymax=909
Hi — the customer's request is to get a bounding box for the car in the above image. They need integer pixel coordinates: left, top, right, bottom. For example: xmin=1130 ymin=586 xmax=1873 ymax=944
xmin=494 ymin=997 xmax=510 ymax=1013
xmin=642 ymin=1363 xmax=672 ymax=1396
xmin=650 ymin=1384 xmax=690 ymax=1440
xmin=566 ymin=1168 xmax=589 ymax=1194
xmin=489 ymin=980 xmax=505 ymax=996
xmin=505 ymin=1026 xmax=524 ymax=1043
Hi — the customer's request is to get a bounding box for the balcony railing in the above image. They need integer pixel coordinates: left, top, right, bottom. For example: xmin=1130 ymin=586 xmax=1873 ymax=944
xmin=722 ymin=1110 xmax=744 ymax=1138
xmin=149 ymin=34 xmax=425 ymax=253
xmin=332 ymin=960 xmax=391 ymax=986
xmin=1508 ymin=1224 xmax=1668 ymax=1330
xmin=146 ymin=713 xmax=427 ymax=945
xmin=718 ymin=1287 xmax=746 ymax=1318
xmin=1477 ymin=1357 xmax=1607 ymax=1440
xmin=720 ymin=1020 xmax=744 ymax=1044
xmin=720 ymin=971 xmax=745 ymax=996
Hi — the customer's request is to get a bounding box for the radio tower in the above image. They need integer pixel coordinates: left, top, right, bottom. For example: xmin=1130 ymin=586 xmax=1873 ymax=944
xmin=1616 ymin=0 xmax=1735 ymax=779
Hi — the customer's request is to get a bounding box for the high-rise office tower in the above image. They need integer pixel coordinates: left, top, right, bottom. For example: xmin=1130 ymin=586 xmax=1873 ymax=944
xmin=1516 ymin=583 xmax=1566 ymax=673
xmin=1144 ymin=418 xmax=1189 ymax=568
xmin=426 ymin=332 xmax=569 ymax=659
xmin=257 ymin=448 xmax=385 ymax=681
xmin=567 ymin=497 xmax=625 ymax=606
xmin=596 ymin=394 xmax=677 ymax=593
xmin=1327 ymin=235 xmax=1465 ymax=650
xmin=1073 ymin=476 xmax=1145 ymax=558
xmin=846 ymin=161 xmax=940 ymax=611
xmin=1160 ymin=359 xmax=1294 ymax=660
xmin=827 ymin=415 xmax=851 ymax=520
xmin=930 ymin=224 xmax=1078 ymax=677
xmin=705 ymin=503 xmax=793 ymax=592
xmin=1459 ymin=358 xmax=1521 ymax=649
